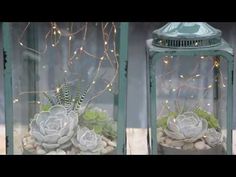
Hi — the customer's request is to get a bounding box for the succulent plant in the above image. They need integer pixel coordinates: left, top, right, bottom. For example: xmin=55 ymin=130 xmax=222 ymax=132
xmin=164 ymin=112 xmax=208 ymax=142
xmin=102 ymin=121 xmax=117 ymax=141
xmin=71 ymin=127 xmax=103 ymax=154
xmin=157 ymin=112 xmax=178 ymax=129
xmin=80 ymin=108 xmax=110 ymax=133
xmin=204 ymin=128 xmax=222 ymax=147
xmin=42 ymin=80 xmax=90 ymax=115
xmin=193 ymin=108 xmax=220 ymax=129
xmin=29 ymin=105 xmax=78 ymax=151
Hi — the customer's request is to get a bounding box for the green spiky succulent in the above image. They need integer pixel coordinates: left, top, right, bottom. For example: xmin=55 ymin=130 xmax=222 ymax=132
xmin=42 ymin=80 xmax=90 ymax=114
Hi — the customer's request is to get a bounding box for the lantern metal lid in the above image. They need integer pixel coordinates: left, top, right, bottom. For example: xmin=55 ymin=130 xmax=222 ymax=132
xmin=152 ymin=22 xmax=222 ymax=48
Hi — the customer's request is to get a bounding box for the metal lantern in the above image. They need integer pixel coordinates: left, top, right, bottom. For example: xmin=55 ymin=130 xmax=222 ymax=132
xmin=2 ymin=22 xmax=128 ymax=155
xmin=146 ymin=22 xmax=234 ymax=155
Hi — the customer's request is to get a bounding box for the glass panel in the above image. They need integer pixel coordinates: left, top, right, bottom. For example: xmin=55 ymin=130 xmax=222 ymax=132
xmin=0 ymin=24 xmax=6 ymax=154
xmin=156 ymin=55 xmax=227 ymax=154
xmin=9 ymin=22 xmax=118 ymax=154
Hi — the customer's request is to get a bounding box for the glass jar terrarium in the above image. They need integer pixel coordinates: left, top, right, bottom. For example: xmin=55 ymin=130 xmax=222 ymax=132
xmin=146 ymin=22 xmax=234 ymax=155
xmin=2 ymin=22 xmax=128 ymax=155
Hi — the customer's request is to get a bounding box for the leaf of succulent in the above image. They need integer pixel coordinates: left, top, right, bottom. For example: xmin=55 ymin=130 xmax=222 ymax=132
xmin=193 ymin=108 xmax=220 ymax=129
xmin=40 ymin=104 xmax=51 ymax=112
xmin=73 ymin=81 xmax=81 ymax=110
xmin=43 ymin=92 xmax=55 ymax=105
xmin=54 ymin=84 xmax=63 ymax=105
xmin=157 ymin=112 xmax=178 ymax=129
xmin=62 ymin=82 xmax=73 ymax=113
xmin=102 ymin=121 xmax=117 ymax=140
xmin=75 ymin=84 xmax=90 ymax=112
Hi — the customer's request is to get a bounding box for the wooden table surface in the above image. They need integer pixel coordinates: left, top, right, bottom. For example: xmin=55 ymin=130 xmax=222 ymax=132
xmin=0 ymin=126 xmax=235 ymax=155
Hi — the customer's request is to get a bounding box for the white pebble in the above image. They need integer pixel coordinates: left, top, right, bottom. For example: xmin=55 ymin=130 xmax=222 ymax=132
xmin=170 ymin=141 xmax=184 ymax=147
xmin=107 ymin=141 xmax=117 ymax=147
xmin=101 ymin=141 xmax=107 ymax=147
xmin=56 ymin=149 xmax=66 ymax=155
xmin=165 ymin=138 xmax=172 ymax=145
xmin=47 ymin=151 xmax=57 ymax=155
xmin=24 ymin=144 xmax=34 ymax=151
xmin=194 ymin=141 xmax=206 ymax=150
xmin=183 ymin=143 xmax=194 ymax=150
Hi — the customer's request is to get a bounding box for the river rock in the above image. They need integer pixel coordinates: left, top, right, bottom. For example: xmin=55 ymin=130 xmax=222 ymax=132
xmin=37 ymin=148 xmax=46 ymax=155
xmin=24 ymin=144 xmax=34 ymax=151
xmin=101 ymin=141 xmax=107 ymax=147
xmin=170 ymin=141 xmax=184 ymax=147
xmin=103 ymin=146 xmax=114 ymax=154
xmin=107 ymin=141 xmax=116 ymax=147
xmin=183 ymin=143 xmax=194 ymax=150
xmin=165 ymin=138 xmax=173 ymax=145
xmin=194 ymin=141 xmax=206 ymax=150
xmin=47 ymin=151 xmax=57 ymax=155
xmin=71 ymin=147 xmax=80 ymax=154
xmin=159 ymin=137 xmax=166 ymax=144
xmin=56 ymin=149 xmax=66 ymax=155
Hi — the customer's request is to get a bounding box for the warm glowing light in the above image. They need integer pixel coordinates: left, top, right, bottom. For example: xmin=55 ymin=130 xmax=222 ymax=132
xmin=13 ymin=99 xmax=19 ymax=103
xmin=208 ymin=85 xmax=212 ymax=88
xmin=163 ymin=60 xmax=168 ymax=64
xmin=104 ymin=41 xmax=108 ymax=45
xmin=57 ymin=30 xmax=61 ymax=34
xmin=214 ymin=61 xmax=220 ymax=68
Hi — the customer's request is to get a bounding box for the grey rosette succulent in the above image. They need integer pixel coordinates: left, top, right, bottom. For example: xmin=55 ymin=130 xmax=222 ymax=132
xmin=71 ymin=127 xmax=103 ymax=154
xmin=29 ymin=105 xmax=78 ymax=150
xmin=205 ymin=128 xmax=222 ymax=147
xmin=164 ymin=112 xmax=208 ymax=142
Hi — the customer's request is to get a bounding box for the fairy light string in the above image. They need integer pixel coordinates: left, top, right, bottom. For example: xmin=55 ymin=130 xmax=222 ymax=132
xmin=157 ymin=55 xmax=227 ymax=117
xmin=14 ymin=22 xmax=119 ymax=109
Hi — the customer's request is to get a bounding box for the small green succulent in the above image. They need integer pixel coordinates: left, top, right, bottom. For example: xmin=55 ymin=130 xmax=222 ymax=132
xmin=40 ymin=104 xmax=51 ymax=112
xmin=83 ymin=110 xmax=97 ymax=121
xmin=193 ymin=108 xmax=220 ymax=129
xmin=157 ymin=112 xmax=178 ymax=129
xmin=102 ymin=121 xmax=117 ymax=140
